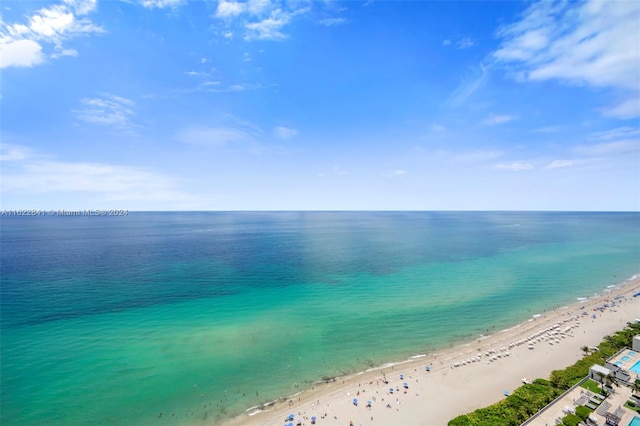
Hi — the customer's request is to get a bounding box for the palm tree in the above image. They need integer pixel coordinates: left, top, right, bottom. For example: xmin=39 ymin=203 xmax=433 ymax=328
xmin=632 ymin=379 xmax=640 ymax=397
xmin=604 ymin=373 xmax=619 ymax=393
xmin=581 ymin=346 xmax=590 ymax=356
xmin=596 ymin=371 xmax=607 ymax=393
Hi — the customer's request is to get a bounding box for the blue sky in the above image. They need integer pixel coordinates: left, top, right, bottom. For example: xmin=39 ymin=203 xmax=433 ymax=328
xmin=1 ymin=0 xmax=639 ymax=210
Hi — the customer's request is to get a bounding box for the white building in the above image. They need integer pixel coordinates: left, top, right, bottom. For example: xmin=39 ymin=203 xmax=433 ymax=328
xmin=589 ymin=364 xmax=611 ymax=383
xmin=633 ymin=335 xmax=640 ymax=351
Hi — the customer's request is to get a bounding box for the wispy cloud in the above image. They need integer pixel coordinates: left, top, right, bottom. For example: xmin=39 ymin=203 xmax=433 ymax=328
xmin=319 ymin=17 xmax=347 ymax=27
xmin=494 ymin=0 xmax=640 ymax=119
xmin=140 ymin=0 xmax=185 ymax=8
xmin=383 ymin=169 xmax=407 ymax=178
xmin=495 ymin=162 xmax=533 ymax=171
xmin=573 ymin=140 xmax=639 ymax=157
xmin=1 ymin=144 xmax=194 ymax=207
xmin=588 ymin=127 xmax=640 ymax=141
xmin=0 ymin=144 xmax=36 ymax=162
xmin=482 ymin=114 xmax=516 ymax=126
xmin=0 ymin=0 xmax=103 ymax=68
xmin=213 ymin=0 xmax=311 ymax=42
xmin=455 ymin=37 xmax=475 ymax=49
xmin=443 ymin=37 xmax=475 ymax=49
xmin=545 ymin=160 xmax=574 ymax=169
xmin=74 ymin=94 xmax=136 ymax=129
xmin=534 ymin=125 xmax=563 ymax=134
xmin=446 ymin=63 xmax=489 ymax=108
xmin=273 ymin=126 xmax=298 ymax=139
xmin=216 ymin=0 xmax=246 ymax=18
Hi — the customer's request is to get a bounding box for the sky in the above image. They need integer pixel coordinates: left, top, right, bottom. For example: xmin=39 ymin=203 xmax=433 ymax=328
xmin=1 ymin=0 xmax=639 ymax=211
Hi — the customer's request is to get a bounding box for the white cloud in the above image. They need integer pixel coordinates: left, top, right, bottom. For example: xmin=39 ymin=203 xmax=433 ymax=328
xmin=216 ymin=0 xmax=246 ymax=18
xmin=213 ymin=0 xmax=309 ymax=42
xmin=0 ymin=144 xmax=35 ymax=162
xmin=0 ymin=39 xmax=43 ymax=68
xmin=446 ymin=63 xmax=489 ymax=107
xmin=534 ymin=125 xmax=563 ymax=133
xmin=482 ymin=114 xmax=516 ymax=125
xmin=383 ymin=169 xmax=407 ymax=177
xmin=494 ymin=0 xmax=640 ymax=119
xmin=545 ymin=160 xmax=574 ymax=169
xmin=456 ymin=37 xmax=475 ymax=49
xmin=63 ymin=0 xmax=98 ymax=16
xmin=0 ymin=144 xmax=194 ymax=207
xmin=589 ymin=126 xmax=640 ymax=141
xmin=495 ymin=162 xmax=533 ymax=171
xmin=244 ymin=9 xmax=292 ymax=40
xmin=0 ymin=0 xmax=103 ymax=68
xmin=140 ymin=0 xmax=185 ymax=9
xmin=573 ymin=140 xmax=639 ymax=157
xmin=431 ymin=124 xmax=446 ymax=132
xmin=601 ymin=98 xmax=640 ymax=120
xmin=51 ymin=48 xmax=78 ymax=58
xmin=319 ymin=17 xmax=347 ymax=26
xmin=273 ymin=126 xmax=298 ymax=139
xmin=442 ymin=39 xmax=451 ymax=46
xmin=248 ymin=0 xmax=270 ymax=15
xmin=75 ymin=94 xmax=136 ymax=128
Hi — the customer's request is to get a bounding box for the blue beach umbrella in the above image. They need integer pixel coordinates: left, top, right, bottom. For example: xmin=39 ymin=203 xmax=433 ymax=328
xmin=389 ymin=388 xmax=394 ymax=393
xmin=425 ymin=365 xmax=430 ymax=371
xmin=503 ymin=390 xmax=509 ymax=396
xmin=311 ymin=416 xmax=317 ymax=424
xmin=367 ymin=400 xmax=372 ymax=407
xmin=403 ymin=382 xmax=409 ymax=388
xmin=400 ymin=374 xmax=404 ymax=379
xmin=288 ymin=413 xmax=295 ymax=421
xmin=353 ymin=398 xmax=358 ymax=406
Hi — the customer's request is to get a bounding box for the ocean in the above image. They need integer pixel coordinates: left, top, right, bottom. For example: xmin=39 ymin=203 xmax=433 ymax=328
xmin=1 ymin=211 xmax=639 ymax=425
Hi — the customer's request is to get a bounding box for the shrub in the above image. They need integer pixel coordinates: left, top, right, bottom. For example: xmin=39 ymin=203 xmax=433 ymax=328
xmin=575 ymin=405 xmax=590 ymax=421
xmin=562 ymin=413 xmax=582 ymax=426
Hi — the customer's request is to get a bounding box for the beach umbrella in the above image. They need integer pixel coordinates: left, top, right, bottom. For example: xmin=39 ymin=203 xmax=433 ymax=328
xmin=288 ymin=413 xmax=295 ymax=420
xmin=503 ymin=390 xmax=509 ymax=396
xmin=353 ymin=398 xmax=358 ymax=406
xmin=389 ymin=388 xmax=394 ymax=394
xmin=400 ymin=374 xmax=404 ymax=379
xmin=425 ymin=365 xmax=430 ymax=371
xmin=367 ymin=400 xmax=372 ymax=407
xmin=403 ymin=382 xmax=409 ymax=388
xmin=311 ymin=416 xmax=317 ymax=424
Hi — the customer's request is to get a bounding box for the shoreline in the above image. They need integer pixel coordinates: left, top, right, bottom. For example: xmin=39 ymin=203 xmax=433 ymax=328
xmin=223 ymin=274 xmax=640 ymax=426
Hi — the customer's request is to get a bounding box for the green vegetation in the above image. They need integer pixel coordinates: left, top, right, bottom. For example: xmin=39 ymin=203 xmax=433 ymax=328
xmin=448 ymin=322 xmax=640 ymax=426
xmin=580 ymin=379 xmax=603 ymax=395
xmin=625 ymin=400 xmax=640 ymax=413
xmin=561 ymin=413 xmax=582 ymax=426
xmin=574 ymin=405 xmax=591 ymax=421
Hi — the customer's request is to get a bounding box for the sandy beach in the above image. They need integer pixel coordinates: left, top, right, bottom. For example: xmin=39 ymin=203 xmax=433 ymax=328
xmin=224 ymin=276 xmax=640 ymax=426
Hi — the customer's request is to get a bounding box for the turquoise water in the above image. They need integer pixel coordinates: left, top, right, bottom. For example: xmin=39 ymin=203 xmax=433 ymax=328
xmin=628 ymin=416 xmax=640 ymax=426
xmin=631 ymin=361 xmax=640 ymax=374
xmin=1 ymin=212 xmax=639 ymax=425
